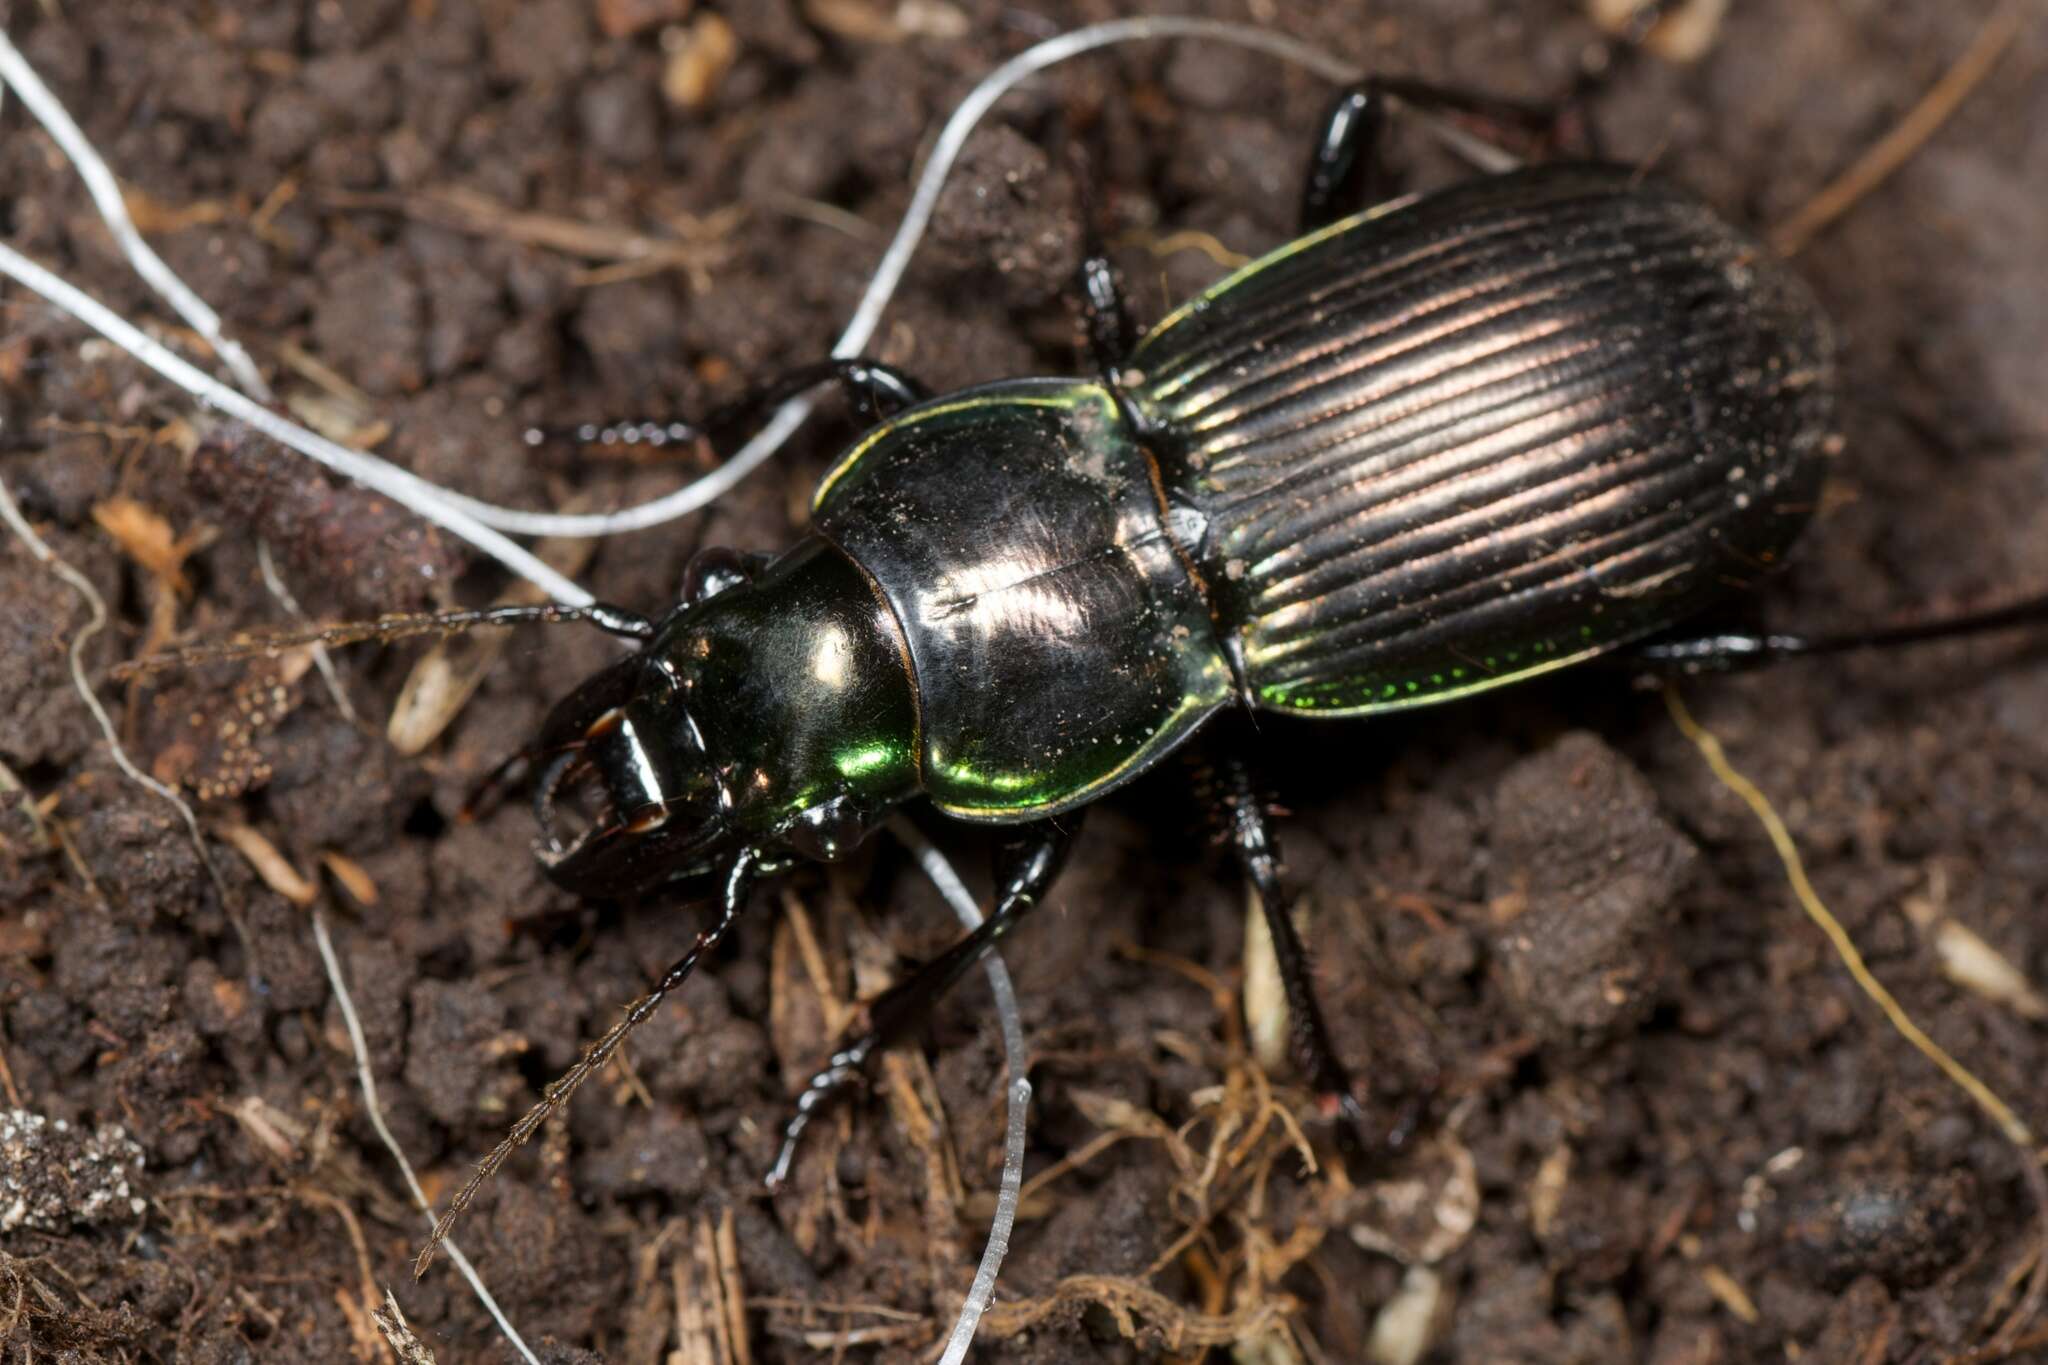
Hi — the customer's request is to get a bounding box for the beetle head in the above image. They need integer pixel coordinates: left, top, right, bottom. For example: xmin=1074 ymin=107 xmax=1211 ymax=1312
xmin=529 ymin=652 xmax=735 ymax=896
xmin=517 ymin=537 xmax=923 ymax=896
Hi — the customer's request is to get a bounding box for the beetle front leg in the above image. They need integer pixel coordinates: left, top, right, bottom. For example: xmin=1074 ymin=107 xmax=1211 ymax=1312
xmin=1077 ymin=248 xmax=1134 ymax=388
xmin=1061 ymin=137 xmax=1138 ymax=391
xmin=765 ymin=816 xmax=1079 ymax=1189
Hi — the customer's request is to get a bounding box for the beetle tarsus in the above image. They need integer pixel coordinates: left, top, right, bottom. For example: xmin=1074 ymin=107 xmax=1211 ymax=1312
xmin=530 ymin=357 xmax=932 ymax=461
xmin=765 ymin=1044 xmax=871 ymax=1191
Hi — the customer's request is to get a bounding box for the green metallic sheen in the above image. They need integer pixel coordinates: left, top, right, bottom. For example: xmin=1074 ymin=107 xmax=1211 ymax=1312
xmin=651 ymin=536 xmax=922 ymax=836
xmin=813 ymin=380 xmax=1234 ymax=820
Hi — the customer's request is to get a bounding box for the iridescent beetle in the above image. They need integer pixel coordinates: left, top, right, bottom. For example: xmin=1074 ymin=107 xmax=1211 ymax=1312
xmin=130 ymin=74 xmax=2048 ymax=1266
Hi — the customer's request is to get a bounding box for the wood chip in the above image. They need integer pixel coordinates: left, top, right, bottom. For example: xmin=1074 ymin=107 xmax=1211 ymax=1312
xmin=320 ymin=850 xmax=381 ymax=908
xmin=1369 ymin=1264 xmax=1447 ymax=1365
xmin=91 ymin=496 xmax=204 ymax=594
xmin=802 ymin=0 xmax=903 ymax=42
xmin=1699 ymin=1264 xmax=1760 ymax=1324
xmin=1587 ymin=0 xmax=1728 ymax=64
xmin=1528 ymin=1144 xmax=1573 ymax=1240
xmin=662 ymin=13 xmax=738 ymax=111
xmin=120 ymin=186 xmax=230 ymax=234
xmin=1904 ymin=883 xmax=2048 ymax=1021
xmin=386 ymin=513 xmax=594 ymax=754
xmin=1933 ymin=918 xmax=2048 ymax=1021
xmin=218 ymin=821 xmax=317 ymax=906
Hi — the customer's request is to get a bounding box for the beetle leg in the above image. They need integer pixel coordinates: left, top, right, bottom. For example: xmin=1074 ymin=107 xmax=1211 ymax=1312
xmin=1300 ymin=76 xmax=1584 ymax=233
xmin=1621 ymin=590 xmax=2048 ymax=675
xmin=766 ymin=816 xmax=1079 ymax=1189
xmin=524 ymin=357 xmax=931 ymax=452
xmin=1061 ymin=137 xmax=1139 ymax=391
xmin=756 ymin=357 xmax=930 ymax=426
xmin=1300 ymin=80 xmax=1395 ymax=232
xmin=1077 ymin=249 xmax=1133 ymax=387
xmin=1218 ymin=752 xmax=1425 ymax=1159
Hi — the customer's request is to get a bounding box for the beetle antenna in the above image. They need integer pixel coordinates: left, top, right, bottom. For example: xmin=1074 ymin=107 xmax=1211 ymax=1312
xmin=414 ymin=849 xmax=769 ymax=1277
xmin=113 ymin=602 xmax=656 ymax=678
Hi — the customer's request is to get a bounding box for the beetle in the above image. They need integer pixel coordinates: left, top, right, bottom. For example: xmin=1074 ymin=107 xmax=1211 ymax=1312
xmin=131 ymin=69 xmax=2047 ymax=1260
xmin=379 ymin=62 xmax=2048 ymax=1221
xmin=512 ymin=138 xmax=1852 ymax=1178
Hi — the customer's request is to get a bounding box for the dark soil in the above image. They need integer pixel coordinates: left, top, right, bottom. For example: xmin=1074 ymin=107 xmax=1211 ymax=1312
xmin=4 ymin=2 xmax=2047 ymax=1362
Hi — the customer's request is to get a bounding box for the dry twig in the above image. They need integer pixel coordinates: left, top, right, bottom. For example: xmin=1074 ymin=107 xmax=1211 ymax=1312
xmin=1667 ymin=687 xmax=2048 ymax=1360
xmin=978 ymin=1273 xmax=1296 ymax=1350
xmin=0 ymin=473 xmax=239 ymax=922
xmin=1770 ymin=0 xmax=2036 ymax=256
xmin=372 ymin=1291 xmax=438 ymax=1365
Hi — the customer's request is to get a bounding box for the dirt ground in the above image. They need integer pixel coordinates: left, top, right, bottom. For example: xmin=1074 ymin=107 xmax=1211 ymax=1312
xmin=3 ymin=1 xmax=2047 ymax=1361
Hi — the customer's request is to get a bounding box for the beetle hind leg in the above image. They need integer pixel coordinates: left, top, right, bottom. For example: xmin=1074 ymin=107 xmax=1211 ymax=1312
xmin=1620 ymin=590 xmax=2048 ymax=675
xmin=1219 ymin=751 xmax=1429 ymax=1159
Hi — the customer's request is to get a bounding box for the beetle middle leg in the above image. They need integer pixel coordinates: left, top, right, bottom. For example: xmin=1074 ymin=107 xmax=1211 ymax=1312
xmin=766 ymin=816 xmax=1079 ymax=1188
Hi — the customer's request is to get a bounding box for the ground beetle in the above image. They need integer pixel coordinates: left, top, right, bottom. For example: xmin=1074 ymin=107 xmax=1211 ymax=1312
xmin=150 ymin=71 xmax=2048 ymax=1247
xmin=414 ymin=66 xmax=2048 ymax=1204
